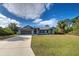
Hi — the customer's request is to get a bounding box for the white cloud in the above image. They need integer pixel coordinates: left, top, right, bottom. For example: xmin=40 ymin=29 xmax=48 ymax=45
xmin=0 ymin=13 xmax=7 ymax=18
xmin=45 ymin=3 xmax=51 ymax=10
xmin=33 ymin=19 xmax=42 ymax=23
xmin=34 ymin=18 xmax=58 ymax=27
xmin=3 ymin=3 xmax=51 ymax=19
xmin=0 ymin=13 xmax=20 ymax=28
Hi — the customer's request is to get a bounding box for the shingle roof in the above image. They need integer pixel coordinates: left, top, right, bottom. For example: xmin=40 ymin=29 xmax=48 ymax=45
xmin=21 ymin=25 xmax=55 ymax=30
xmin=23 ymin=25 xmax=33 ymax=29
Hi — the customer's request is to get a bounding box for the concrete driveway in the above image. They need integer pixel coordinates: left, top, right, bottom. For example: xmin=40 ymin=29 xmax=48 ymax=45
xmin=0 ymin=35 xmax=35 ymax=56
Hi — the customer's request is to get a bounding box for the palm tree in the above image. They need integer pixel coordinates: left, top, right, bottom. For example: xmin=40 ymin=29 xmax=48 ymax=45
xmin=58 ymin=20 xmax=66 ymax=34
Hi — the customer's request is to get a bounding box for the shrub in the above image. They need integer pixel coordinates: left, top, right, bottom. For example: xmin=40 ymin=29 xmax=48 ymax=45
xmin=0 ymin=27 xmax=15 ymax=36
xmin=67 ymin=29 xmax=79 ymax=36
xmin=0 ymin=27 xmax=6 ymax=36
xmin=54 ymin=27 xmax=62 ymax=34
xmin=3 ymin=28 xmax=15 ymax=35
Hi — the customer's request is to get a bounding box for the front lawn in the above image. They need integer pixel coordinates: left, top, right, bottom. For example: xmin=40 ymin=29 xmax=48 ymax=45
xmin=32 ymin=35 xmax=79 ymax=56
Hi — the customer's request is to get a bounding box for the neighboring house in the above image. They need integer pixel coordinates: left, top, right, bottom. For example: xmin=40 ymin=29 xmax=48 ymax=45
xmin=18 ymin=25 xmax=55 ymax=35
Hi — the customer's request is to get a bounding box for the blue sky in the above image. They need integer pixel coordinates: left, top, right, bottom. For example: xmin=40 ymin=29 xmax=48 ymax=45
xmin=0 ymin=3 xmax=79 ymax=28
xmin=41 ymin=3 xmax=79 ymax=20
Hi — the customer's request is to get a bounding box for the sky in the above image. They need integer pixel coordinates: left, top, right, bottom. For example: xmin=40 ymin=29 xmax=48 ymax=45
xmin=0 ymin=3 xmax=79 ymax=28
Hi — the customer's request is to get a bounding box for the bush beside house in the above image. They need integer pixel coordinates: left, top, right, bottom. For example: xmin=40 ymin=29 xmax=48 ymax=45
xmin=0 ymin=23 xmax=19 ymax=36
xmin=0 ymin=27 xmax=14 ymax=36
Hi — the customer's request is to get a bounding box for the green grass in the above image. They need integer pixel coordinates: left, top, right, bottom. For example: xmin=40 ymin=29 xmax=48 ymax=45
xmin=32 ymin=35 xmax=79 ymax=56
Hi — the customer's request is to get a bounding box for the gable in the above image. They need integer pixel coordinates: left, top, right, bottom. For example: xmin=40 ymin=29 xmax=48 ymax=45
xmin=23 ymin=25 xmax=33 ymax=29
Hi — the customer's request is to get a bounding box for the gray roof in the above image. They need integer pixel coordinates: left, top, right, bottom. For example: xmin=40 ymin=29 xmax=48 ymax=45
xmin=20 ymin=25 xmax=56 ymax=30
xmin=23 ymin=25 xmax=33 ymax=29
xmin=40 ymin=27 xmax=50 ymax=30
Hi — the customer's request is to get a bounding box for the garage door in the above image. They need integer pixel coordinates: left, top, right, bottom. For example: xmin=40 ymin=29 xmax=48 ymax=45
xmin=21 ymin=31 xmax=32 ymax=35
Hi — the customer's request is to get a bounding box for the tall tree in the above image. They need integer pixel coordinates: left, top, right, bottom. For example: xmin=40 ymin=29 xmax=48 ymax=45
xmin=8 ymin=23 xmax=19 ymax=34
xmin=71 ymin=16 xmax=79 ymax=30
xmin=58 ymin=20 xmax=66 ymax=34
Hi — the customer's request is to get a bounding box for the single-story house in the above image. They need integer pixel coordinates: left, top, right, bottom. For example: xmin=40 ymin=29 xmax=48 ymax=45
xmin=18 ymin=25 xmax=55 ymax=35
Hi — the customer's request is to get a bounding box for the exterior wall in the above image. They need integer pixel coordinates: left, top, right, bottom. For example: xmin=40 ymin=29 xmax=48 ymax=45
xmin=19 ymin=28 xmax=54 ymax=35
xmin=19 ymin=29 xmax=33 ymax=35
xmin=38 ymin=30 xmax=48 ymax=34
xmin=37 ymin=29 xmax=54 ymax=35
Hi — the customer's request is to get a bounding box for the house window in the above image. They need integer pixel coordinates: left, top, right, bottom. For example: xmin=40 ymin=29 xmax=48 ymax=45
xmin=45 ymin=30 xmax=47 ymax=33
xmin=39 ymin=30 xmax=44 ymax=33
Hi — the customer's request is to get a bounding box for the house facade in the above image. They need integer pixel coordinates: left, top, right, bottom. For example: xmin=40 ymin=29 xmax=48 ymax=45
xmin=18 ymin=25 xmax=55 ymax=35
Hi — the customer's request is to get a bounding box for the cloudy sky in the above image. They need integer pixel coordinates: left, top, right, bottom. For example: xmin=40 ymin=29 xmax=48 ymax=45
xmin=0 ymin=3 xmax=79 ymax=28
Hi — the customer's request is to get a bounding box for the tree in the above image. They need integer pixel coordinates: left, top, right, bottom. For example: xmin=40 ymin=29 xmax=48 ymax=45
xmin=54 ymin=27 xmax=61 ymax=34
xmin=0 ymin=27 xmax=14 ymax=36
xmin=8 ymin=23 xmax=19 ymax=34
xmin=3 ymin=28 xmax=14 ymax=35
xmin=71 ymin=16 xmax=79 ymax=30
xmin=0 ymin=27 xmax=5 ymax=36
xmin=64 ymin=19 xmax=73 ymax=33
xmin=58 ymin=20 xmax=66 ymax=34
